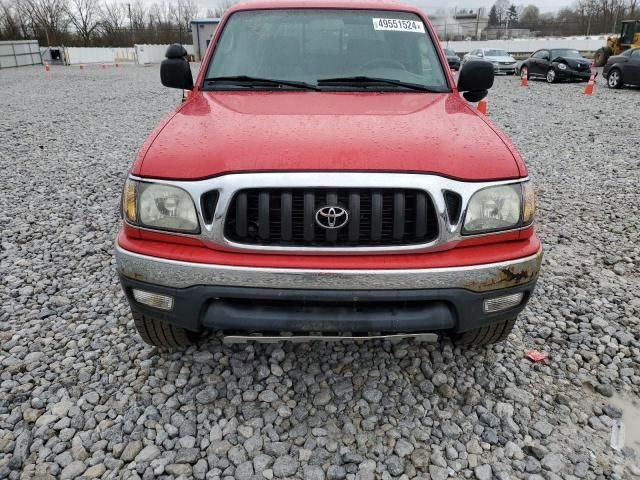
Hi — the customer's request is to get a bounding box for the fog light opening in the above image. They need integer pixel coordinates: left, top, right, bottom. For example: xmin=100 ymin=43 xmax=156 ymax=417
xmin=132 ymin=289 xmax=174 ymax=311
xmin=483 ymin=292 xmax=524 ymax=313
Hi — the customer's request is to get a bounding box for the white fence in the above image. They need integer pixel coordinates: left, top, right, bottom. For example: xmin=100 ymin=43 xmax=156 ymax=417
xmin=443 ymin=36 xmax=610 ymax=56
xmin=63 ymin=44 xmax=195 ymax=65
xmin=135 ymin=44 xmax=195 ymax=64
xmin=64 ymin=47 xmax=136 ymax=65
xmin=0 ymin=40 xmax=41 ymax=68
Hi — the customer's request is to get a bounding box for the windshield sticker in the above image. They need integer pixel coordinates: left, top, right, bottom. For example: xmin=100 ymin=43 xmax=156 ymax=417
xmin=372 ymin=18 xmax=425 ymax=33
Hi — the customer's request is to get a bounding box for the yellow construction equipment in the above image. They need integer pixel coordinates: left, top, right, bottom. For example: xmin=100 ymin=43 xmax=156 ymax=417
xmin=594 ymin=19 xmax=640 ymax=66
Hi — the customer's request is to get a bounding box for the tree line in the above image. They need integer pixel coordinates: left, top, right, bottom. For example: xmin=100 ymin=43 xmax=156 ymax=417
xmin=2 ymin=0 xmax=638 ymax=46
xmin=0 ymin=0 xmax=237 ymax=47
xmin=487 ymin=0 xmax=638 ymax=37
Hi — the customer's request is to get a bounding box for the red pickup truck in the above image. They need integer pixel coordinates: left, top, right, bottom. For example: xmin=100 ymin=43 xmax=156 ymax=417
xmin=116 ymin=0 xmax=541 ymax=348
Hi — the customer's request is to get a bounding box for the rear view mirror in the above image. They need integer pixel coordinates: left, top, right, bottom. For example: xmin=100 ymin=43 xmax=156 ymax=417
xmin=160 ymin=44 xmax=193 ymax=90
xmin=457 ymin=60 xmax=494 ymax=102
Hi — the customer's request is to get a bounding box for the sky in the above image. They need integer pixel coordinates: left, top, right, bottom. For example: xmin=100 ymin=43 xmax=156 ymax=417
xmin=143 ymin=0 xmax=565 ymax=15
xmin=410 ymin=0 xmax=562 ymax=13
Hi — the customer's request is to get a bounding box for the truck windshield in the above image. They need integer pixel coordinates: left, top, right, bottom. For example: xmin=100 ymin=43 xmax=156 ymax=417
xmin=204 ymin=9 xmax=448 ymax=91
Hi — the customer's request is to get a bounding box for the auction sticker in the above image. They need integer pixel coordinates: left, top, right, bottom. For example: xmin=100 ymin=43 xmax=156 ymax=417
xmin=372 ymin=18 xmax=425 ymax=33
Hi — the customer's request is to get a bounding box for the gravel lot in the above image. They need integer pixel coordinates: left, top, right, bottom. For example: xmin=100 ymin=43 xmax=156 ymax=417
xmin=1 ymin=64 xmax=639 ymax=480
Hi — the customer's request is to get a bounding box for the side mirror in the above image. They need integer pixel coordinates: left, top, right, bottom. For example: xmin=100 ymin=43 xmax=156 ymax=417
xmin=457 ymin=60 xmax=494 ymax=102
xmin=160 ymin=44 xmax=193 ymax=90
xmin=478 ymin=52 xmax=484 ymax=58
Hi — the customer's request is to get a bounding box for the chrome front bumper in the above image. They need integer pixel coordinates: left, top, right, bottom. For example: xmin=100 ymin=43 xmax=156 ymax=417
xmin=115 ymin=244 xmax=542 ymax=293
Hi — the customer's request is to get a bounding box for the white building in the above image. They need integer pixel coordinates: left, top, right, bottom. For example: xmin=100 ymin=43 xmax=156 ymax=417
xmin=190 ymin=18 xmax=221 ymax=61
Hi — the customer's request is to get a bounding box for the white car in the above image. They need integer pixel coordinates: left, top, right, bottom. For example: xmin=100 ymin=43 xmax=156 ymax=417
xmin=462 ymin=48 xmax=518 ymax=75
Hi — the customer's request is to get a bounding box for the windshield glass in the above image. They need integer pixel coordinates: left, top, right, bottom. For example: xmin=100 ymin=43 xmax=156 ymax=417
xmin=484 ymin=49 xmax=510 ymax=57
xmin=551 ymin=49 xmax=581 ymax=58
xmin=444 ymin=48 xmax=456 ymax=56
xmin=205 ymin=9 xmax=448 ymax=91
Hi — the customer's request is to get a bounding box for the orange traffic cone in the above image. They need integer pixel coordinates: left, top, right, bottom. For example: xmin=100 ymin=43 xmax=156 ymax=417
xmin=79 ymin=64 xmax=84 ymax=70
xmin=584 ymin=64 xmax=596 ymax=95
xmin=477 ymin=98 xmax=487 ymax=114
xmin=44 ymin=62 xmax=50 ymax=72
xmin=520 ymin=67 xmax=528 ymax=87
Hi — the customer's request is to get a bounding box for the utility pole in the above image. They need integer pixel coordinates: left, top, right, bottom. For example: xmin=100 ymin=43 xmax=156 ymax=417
xmin=475 ymin=9 xmax=480 ymax=40
xmin=128 ymin=3 xmax=134 ymax=45
xmin=178 ymin=1 xmax=182 ymax=44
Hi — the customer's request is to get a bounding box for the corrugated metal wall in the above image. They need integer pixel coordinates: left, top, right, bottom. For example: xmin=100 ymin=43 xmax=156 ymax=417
xmin=0 ymin=40 xmax=41 ymax=69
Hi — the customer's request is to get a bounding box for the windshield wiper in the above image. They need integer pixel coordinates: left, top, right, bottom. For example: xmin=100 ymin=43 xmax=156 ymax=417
xmin=317 ymin=76 xmax=436 ymax=92
xmin=204 ymin=75 xmax=320 ymax=91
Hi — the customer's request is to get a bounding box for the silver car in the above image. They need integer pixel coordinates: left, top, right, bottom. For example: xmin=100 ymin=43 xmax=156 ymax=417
xmin=462 ymin=48 xmax=518 ymax=75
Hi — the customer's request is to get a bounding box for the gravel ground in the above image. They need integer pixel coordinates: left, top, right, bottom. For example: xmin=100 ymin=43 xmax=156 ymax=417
xmin=1 ymin=64 xmax=639 ymax=480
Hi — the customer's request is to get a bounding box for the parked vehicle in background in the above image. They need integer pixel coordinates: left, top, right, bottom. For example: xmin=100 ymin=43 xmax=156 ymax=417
xmin=520 ymin=48 xmax=592 ymax=83
xmin=603 ymin=47 xmax=640 ymax=88
xmin=444 ymin=47 xmax=460 ymax=70
xmin=116 ymin=0 xmax=541 ymax=349
xmin=462 ymin=48 xmax=517 ymax=74
xmin=594 ymin=19 xmax=640 ymax=66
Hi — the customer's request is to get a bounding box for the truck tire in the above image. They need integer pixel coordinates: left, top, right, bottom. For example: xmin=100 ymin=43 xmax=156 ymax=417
xmin=594 ymin=47 xmax=611 ymax=67
xmin=455 ymin=317 xmax=516 ymax=346
xmin=132 ymin=310 xmax=200 ymax=348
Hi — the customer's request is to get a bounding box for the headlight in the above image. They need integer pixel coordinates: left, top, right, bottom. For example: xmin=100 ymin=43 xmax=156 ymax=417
xmin=557 ymin=63 xmax=567 ymax=70
xmin=463 ymin=182 xmax=534 ymax=234
xmin=122 ymin=178 xmax=199 ymax=233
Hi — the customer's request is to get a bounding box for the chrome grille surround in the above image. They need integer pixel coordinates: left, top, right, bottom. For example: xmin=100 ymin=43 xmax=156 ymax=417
xmin=126 ymin=172 xmax=528 ymax=254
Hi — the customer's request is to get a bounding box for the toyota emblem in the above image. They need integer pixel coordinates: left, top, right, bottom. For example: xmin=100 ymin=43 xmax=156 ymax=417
xmin=315 ymin=206 xmax=349 ymax=229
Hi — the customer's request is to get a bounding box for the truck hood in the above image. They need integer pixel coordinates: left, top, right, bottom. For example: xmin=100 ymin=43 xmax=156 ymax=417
xmin=135 ymin=91 xmax=523 ymax=180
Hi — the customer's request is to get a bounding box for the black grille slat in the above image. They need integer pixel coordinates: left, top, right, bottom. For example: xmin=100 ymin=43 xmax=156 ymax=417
xmin=235 ymin=192 xmax=247 ymax=237
xmin=348 ymin=192 xmax=360 ymax=242
xmin=258 ymin=192 xmax=270 ymax=240
xmin=225 ymin=188 xmax=438 ymax=247
xmin=371 ymin=192 xmax=383 ymax=242
xmin=393 ymin=192 xmax=405 ymax=240
xmin=415 ymin=192 xmax=427 ymax=239
xmin=281 ymin=191 xmax=292 ymax=241
xmin=304 ymin=191 xmax=315 ymax=242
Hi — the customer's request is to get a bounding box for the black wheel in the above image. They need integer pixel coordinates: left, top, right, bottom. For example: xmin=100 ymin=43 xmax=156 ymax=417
xmin=594 ymin=47 xmax=611 ymax=67
xmin=606 ymin=68 xmax=623 ymax=89
xmin=454 ymin=318 xmax=516 ymax=346
xmin=518 ymin=64 xmax=530 ymax=79
xmin=546 ymin=68 xmax=557 ymax=83
xmin=132 ymin=310 xmax=200 ymax=348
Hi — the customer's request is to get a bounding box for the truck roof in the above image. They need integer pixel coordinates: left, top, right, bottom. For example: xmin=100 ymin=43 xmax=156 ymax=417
xmin=228 ymin=0 xmax=423 ymax=15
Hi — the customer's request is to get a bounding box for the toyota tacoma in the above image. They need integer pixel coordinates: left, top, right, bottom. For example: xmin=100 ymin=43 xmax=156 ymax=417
xmin=116 ymin=0 xmax=542 ymax=348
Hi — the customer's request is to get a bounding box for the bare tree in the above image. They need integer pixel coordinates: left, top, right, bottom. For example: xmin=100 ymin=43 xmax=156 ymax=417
xmin=0 ymin=1 xmax=23 ymax=39
xmin=101 ymin=1 xmax=125 ymax=34
xmin=209 ymin=0 xmax=237 ymax=18
xmin=18 ymin=0 xmax=70 ymax=46
xmin=67 ymin=0 xmax=101 ymax=45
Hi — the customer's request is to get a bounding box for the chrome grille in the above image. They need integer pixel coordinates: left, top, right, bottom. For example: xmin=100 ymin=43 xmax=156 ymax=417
xmin=223 ymin=188 xmax=438 ymax=247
